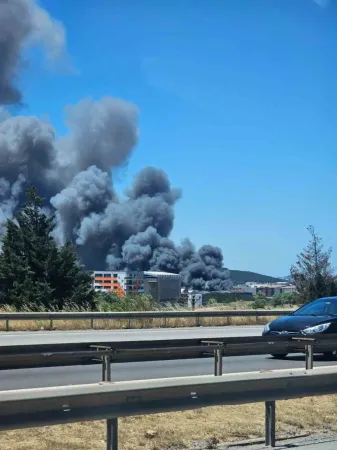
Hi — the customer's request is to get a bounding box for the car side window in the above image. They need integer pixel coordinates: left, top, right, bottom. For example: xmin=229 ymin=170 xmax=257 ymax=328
xmin=294 ymin=299 xmax=327 ymax=315
xmin=326 ymin=301 xmax=337 ymax=315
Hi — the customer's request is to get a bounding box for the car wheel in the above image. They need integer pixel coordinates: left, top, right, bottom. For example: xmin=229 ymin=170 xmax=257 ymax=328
xmin=271 ymin=353 xmax=288 ymax=359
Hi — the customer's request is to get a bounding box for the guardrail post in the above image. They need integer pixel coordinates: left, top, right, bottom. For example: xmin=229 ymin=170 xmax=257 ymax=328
xmin=265 ymin=400 xmax=276 ymax=447
xmin=5 ymin=319 xmax=9 ymax=332
xmin=107 ymin=418 xmax=118 ymax=450
xmin=214 ymin=348 xmax=223 ymax=376
xmin=163 ymin=317 xmax=167 ymax=328
xmin=305 ymin=344 xmax=314 ymax=370
xmin=196 ymin=315 xmax=201 ymax=327
xmin=102 ymin=354 xmax=111 ymax=382
xmin=90 ymin=318 xmax=94 ymax=329
xmin=49 ymin=319 xmax=53 ymax=331
xmin=102 ymin=354 xmax=118 ymax=450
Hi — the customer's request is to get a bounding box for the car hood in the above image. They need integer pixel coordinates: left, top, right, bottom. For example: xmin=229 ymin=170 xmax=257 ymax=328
xmin=269 ymin=315 xmax=332 ymax=332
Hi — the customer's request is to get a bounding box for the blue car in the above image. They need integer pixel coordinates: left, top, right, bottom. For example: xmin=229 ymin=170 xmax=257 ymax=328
xmin=262 ymin=296 xmax=337 ymax=358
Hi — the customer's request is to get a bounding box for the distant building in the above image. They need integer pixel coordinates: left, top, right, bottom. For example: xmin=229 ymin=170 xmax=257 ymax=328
xmin=93 ymin=271 xmax=144 ymax=296
xmin=93 ymin=270 xmax=181 ymax=303
xmin=241 ymin=282 xmax=296 ymax=297
xmin=143 ymin=271 xmax=181 ymax=302
xmin=230 ymin=286 xmax=254 ymax=297
xmin=180 ymin=288 xmax=203 ymax=308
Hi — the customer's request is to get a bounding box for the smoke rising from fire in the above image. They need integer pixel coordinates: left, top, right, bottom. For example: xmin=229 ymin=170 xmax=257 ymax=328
xmin=0 ymin=0 xmax=231 ymax=291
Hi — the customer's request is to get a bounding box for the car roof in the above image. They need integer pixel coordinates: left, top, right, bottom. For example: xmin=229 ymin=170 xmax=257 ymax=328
xmin=315 ymin=296 xmax=337 ymax=301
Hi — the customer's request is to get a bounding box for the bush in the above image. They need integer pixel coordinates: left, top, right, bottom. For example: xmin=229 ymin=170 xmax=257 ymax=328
xmin=202 ymin=292 xmax=253 ymax=304
xmin=252 ymin=298 xmax=267 ymax=309
xmin=94 ymin=291 xmax=160 ymax=312
xmin=1 ymin=292 xmax=162 ymax=313
xmin=270 ymin=292 xmax=296 ymax=307
xmin=207 ymin=298 xmax=218 ymax=307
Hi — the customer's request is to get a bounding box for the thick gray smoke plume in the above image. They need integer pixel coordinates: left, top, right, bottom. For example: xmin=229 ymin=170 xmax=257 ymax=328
xmin=56 ymin=97 xmax=139 ymax=183
xmin=0 ymin=0 xmax=232 ymax=291
xmin=0 ymin=0 xmax=67 ymax=105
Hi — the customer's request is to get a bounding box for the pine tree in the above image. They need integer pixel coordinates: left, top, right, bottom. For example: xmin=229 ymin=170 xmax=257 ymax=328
xmin=0 ymin=187 xmax=94 ymax=309
xmin=51 ymin=242 xmax=94 ymax=309
xmin=0 ymin=219 xmax=36 ymax=308
xmin=290 ymin=225 xmax=337 ymax=304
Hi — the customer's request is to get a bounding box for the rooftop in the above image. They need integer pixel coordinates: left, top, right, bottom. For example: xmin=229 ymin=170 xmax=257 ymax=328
xmin=144 ymin=271 xmax=181 ymax=278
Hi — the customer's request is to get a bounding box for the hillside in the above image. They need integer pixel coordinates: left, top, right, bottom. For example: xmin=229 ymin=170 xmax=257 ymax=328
xmin=230 ymin=270 xmax=284 ymax=285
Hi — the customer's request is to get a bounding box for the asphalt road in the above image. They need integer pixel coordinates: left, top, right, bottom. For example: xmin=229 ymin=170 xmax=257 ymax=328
xmin=1 ymin=350 xmax=337 ymax=391
xmin=0 ymin=355 xmax=337 ymax=390
xmin=1 ymin=325 xmax=337 ymax=391
xmin=0 ymin=325 xmax=263 ymax=346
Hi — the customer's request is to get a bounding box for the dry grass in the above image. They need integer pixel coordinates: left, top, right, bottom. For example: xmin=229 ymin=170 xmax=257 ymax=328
xmin=0 ymin=303 xmax=293 ymax=332
xmin=1 ymin=396 xmax=337 ymax=449
xmin=0 ymin=315 xmax=283 ymax=332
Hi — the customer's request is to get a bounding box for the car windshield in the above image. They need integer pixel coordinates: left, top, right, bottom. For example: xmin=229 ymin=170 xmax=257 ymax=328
xmin=293 ymin=298 xmax=337 ymax=316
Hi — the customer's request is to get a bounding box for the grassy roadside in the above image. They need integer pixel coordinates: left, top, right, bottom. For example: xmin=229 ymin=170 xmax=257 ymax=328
xmin=0 ymin=288 xmax=299 ymax=332
xmin=0 ymin=315 xmax=281 ymax=332
xmin=1 ymin=396 xmax=337 ymax=449
xmin=0 ymin=313 xmax=289 ymax=332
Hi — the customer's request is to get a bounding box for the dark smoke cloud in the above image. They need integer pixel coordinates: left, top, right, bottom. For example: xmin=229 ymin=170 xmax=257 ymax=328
xmin=0 ymin=97 xmax=139 ymax=240
xmin=0 ymin=0 xmax=232 ymax=291
xmin=126 ymin=166 xmax=181 ymax=205
xmin=0 ymin=0 xmax=67 ymax=105
xmin=50 ymin=165 xmax=116 ymax=245
xmin=0 ymin=115 xmax=57 ymax=193
xmin=56 ymin=97 xmax=139 ymax=182
xmin=121 ymin=226 xmax=180 ymax=272
xmin=0 ymin=174 xmax=25 ymax=235
xmin=74 ymin=167 xmax=177 ymax=268
xmin=179 ymin=243 xmax=232 ymax=291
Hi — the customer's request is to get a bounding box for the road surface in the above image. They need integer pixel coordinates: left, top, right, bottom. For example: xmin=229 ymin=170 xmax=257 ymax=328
xmin=1 ymin=326 xmax=336 ymax=450
xmin=0 ymin=325 xmax=262 ymax=346
xmin=1 ymin=325 xmax=336 ymax=391
xmin=0 ymin=326 xmax=337 ymax=390
xmin=1 ymin=353 xmax=337 ymax=390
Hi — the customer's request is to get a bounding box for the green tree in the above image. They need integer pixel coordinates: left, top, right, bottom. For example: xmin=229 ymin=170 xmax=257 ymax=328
xmin=0 ymin=188 xmax=55 ymax=308
xmin=290 ymin=226 xmax=337 ymax=304
xmin=252 ymin=291 xmax=267 ymax=309
xmin=52 ymin=242 xmax=94 ymax=309
xmin=0 ymin=187 xmax=94 ymax=309
xmin=271 ymin=292 xmax=296 ymax=307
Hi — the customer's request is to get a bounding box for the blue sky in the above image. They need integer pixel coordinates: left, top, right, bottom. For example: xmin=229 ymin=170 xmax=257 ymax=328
xmin=19 ymin=0 xmax=337 ymax=276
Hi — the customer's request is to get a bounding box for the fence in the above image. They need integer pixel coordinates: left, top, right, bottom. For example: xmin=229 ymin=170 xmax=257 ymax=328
xmin=2 ymin=331 xmax=337 ymax=448
xmin=0 ymin=332 xmax=334 ymax=371
xmin=1 ymin=366 xmax=337 ymax=449
xmin=0 ymin=309 xmax=293 ymax=331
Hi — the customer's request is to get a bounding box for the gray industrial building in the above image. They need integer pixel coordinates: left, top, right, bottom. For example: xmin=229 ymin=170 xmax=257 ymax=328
xmin=143 ymin=271 xmax=181 ymax=303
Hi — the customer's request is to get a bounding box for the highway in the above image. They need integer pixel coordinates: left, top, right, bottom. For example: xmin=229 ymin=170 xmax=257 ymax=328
xmin=0 ymin=325 xmax=262 ymax=346
xmin=2 ymin=352 xmax=337 ymax=391
xmin=0 ymin=325 xmax=337 ymax=391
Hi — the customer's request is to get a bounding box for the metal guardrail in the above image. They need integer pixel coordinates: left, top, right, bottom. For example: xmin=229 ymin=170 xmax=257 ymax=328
xmin=0 ymin=332 xmax=336 ymax=448
xmin=1 ymin=366 xmax=337 ymax=449
xmin=0 ymin=333 xmax=329 ymax=447
xmin=0 ymin=309 xmax=293 ymax=330
xmin=0 ymin=333 xmax=336 ymax=370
